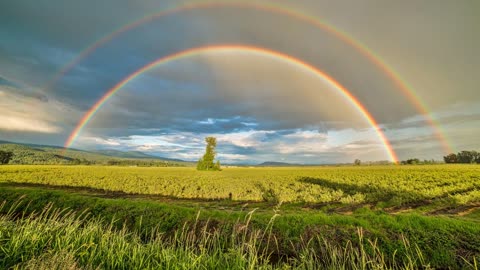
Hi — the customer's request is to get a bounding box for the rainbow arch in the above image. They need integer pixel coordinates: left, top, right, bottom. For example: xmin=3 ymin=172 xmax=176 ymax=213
xmin=48 ymin=1 xmax=453 ymax=154
xmin=64 ymin=45 xmax=399 ymax=162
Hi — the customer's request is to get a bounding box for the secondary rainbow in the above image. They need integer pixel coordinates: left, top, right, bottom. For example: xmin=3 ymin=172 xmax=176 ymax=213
xmin=47 ymin=1 xmax=453 ymax=154
xmin=64 ymin=45 xmax=399 ymax=162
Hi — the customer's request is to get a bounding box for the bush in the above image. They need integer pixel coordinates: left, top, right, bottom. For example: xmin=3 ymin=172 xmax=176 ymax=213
xmin=0 ymin=150 xmax=13 ymax=164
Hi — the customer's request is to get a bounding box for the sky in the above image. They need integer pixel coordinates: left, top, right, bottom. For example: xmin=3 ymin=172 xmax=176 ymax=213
xmin=0 ymin=0 xmax=479 ymax=164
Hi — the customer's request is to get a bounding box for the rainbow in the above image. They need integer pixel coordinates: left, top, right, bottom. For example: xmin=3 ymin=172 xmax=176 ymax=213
xmin=49 ymin=1 xmax=453 ymax=154
xmin=64 ymin=45 xmax=399 ymax=162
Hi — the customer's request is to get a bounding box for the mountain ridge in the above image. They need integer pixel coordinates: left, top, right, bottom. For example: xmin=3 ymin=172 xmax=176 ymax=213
xmin=0 ymin=140 xmax=189 ymax=165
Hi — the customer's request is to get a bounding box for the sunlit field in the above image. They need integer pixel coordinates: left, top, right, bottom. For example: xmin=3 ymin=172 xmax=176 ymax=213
xmin=1 ymin=165 xmax=479 ymax=206
xmin=1 ymin=165 xmax=479 ymax=269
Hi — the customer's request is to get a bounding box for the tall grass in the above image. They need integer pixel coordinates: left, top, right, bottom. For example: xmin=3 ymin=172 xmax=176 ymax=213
xmin=0 ymin=201 xmax=477 ymax=270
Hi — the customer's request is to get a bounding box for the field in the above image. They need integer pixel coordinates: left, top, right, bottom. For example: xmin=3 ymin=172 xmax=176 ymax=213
xmin=1 ymin=165 xmax=480 ymax=269
xmin=1 ymin=165 xmax=479 ymax=207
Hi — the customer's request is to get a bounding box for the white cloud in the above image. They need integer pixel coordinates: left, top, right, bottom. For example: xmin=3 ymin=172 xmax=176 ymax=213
xmin=79 ymin=136 xmax=121 ymax=146
xmin=0 ymin=86 xmax=63 ymax=133
xmin=72 ymin=126 xmax=392 ymax=163
xmin=216 ymin=130 xmax=275 ymax=148
xmin=0 ymin=115 xmax=60 ymax=133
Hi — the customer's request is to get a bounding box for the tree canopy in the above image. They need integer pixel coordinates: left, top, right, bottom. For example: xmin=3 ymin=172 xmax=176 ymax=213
xmin=0 ymin=150 xmax=13 ymax=164
xmin=444 ymin=150 xmax=480 ymax=164
xmin=197 ymin=137 xmax=221 ymax=171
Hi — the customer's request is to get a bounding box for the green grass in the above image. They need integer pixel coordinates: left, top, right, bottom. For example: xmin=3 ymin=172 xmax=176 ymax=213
xmin=0 ymin=185 xmax=479 ymax=269
xmin=3 ymin=199 xmax=475 ymax=270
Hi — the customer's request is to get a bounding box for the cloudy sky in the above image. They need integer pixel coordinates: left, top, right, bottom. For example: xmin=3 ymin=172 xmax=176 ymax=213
xmin=1 ymin=0 xmax=479 ymax=164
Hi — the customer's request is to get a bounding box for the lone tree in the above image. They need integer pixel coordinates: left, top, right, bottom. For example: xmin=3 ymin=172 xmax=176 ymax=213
xmin=0 ymin=150 xmax=13 ymax=165
xmin=197 ymin=137 xmax=221 ymax=171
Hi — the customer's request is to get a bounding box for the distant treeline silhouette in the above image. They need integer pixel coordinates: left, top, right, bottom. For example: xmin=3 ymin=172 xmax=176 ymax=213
xmin=443 ymin=150 xmax=480 ymax=164
xmin=400 ymin=158 xmax=440 ymax=165
xmin=106 ymin=159 xmax=186 ymax=167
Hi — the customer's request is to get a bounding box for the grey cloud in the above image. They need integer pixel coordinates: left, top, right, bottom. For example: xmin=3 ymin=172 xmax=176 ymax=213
xmin=388 ymin=114 xmax=480 ymax=131
xmin=1 ymin=0 xmax=479 ymax=162
xmin=2 ymin=1 xmax=419 ymax=124
xmin=83 ymin=54 xmax=373 ymax=137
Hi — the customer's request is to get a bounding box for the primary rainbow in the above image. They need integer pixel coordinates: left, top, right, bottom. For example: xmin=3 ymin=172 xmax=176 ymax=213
xmin=48 ymin=1 xmax=453 ymax=154
xmin=64 ymin=45 xmax=399 ymax=162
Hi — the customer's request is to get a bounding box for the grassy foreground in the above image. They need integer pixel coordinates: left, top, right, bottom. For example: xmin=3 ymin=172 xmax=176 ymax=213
xmin=2 ymin=200 xmax=473 ymax=270
xmin=1 ymin=185 xmax=479 ymax=269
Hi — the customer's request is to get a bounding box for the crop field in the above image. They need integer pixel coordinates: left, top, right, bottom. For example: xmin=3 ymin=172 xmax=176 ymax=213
xmin=1 ymin=165 xmax=479 ymax=269
xmin=1 ymin=165 xmax=479 ymax=209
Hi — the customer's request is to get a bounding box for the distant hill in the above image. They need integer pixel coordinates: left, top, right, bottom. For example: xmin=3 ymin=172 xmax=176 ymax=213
xmin=255 ymin=161 xmax=330 ymax=167
xmin=0 ymin=143 xmax=71 ymax=164
xmin=93 ymin=149 xmax=185 ymax=162
xmin=0 ymin=141 xmax=191 ymax=166
xmin=94 ymin=149 xmax=158 ymax=159
xmin=257 ymin=161 xmax=300 ymax=167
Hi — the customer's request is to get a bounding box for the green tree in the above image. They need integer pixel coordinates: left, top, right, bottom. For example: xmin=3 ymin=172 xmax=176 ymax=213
xmin=0 ymin=150 xmax=13 ymax=164
xmin=197 ymin=137 xmax=221 ymax=171
xmin=214 ymin=160 xmax=221 ymax=170
xmin=406 ymin=158 xmax=420 ymax=165
xmin=354 ymin=159 xmax=361 ymax=166
xmin=456 ymin=151 xmax=479 ymax=164
xmin=443 ymin=153 xmax=457 ymax=164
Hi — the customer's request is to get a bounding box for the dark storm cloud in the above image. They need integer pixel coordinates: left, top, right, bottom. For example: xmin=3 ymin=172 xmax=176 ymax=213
xmin=0 ymin=0 xmax=189 ymax=50
xmin=388 ymin=135 xmax=447 ymax=160
xmin=218 ymin=144 xmax=258 ymax=156
xmin=0 ymin=0 xmax=197 ymax=109
xmin=0 ymin=76 xmax=47 ymax=101
xmin=1 ymin=0 xmax=417 ymax=123
xmin=1 ymin=0 xmax=479 ymax=161
xmin=0 ymin=76 xmax=19 ymax=88
xmin=85 ymin=117 xmax=260 ymax=138
xmin=0 ymin=77 xmax=86 ymax=147
xmin=385 ymin=113 xmax=480 ymax=131
xmin=80 ymin=51 xmax=374 ymax=140
xmin=389 ymin=135 xmax=438 ymax=148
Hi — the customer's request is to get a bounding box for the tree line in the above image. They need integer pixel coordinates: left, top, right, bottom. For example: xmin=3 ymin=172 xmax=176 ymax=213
xmin=443 ymin=151 xmax=480 ymax=164
xmin=400 ymin=158 xmax=440 ymax=165
xmin=106 ymin=159 xmax=186 ymax=167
